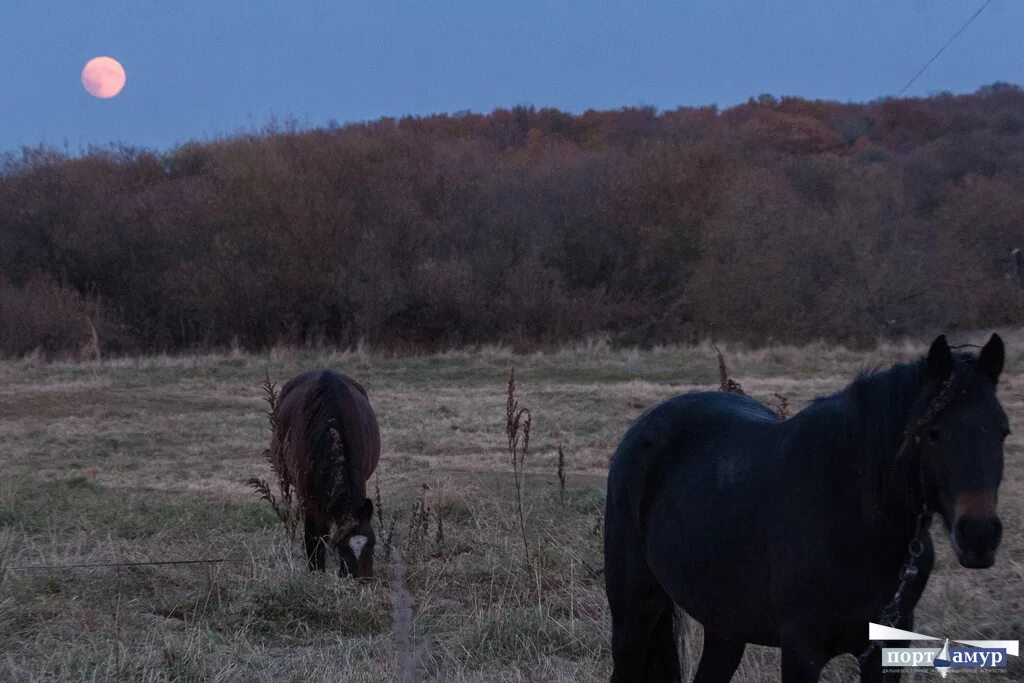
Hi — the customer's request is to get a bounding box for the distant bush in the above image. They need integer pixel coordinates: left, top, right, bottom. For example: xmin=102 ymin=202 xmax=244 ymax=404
xmin=2 ymin=86 xmax=1024 ymax=356
xmin=0 ymin=276 xmax=119 ymax=358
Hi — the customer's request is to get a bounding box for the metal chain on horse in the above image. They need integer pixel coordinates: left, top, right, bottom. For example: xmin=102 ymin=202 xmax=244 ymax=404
xmin=873 ymin=509 xmax=931 ymax=630
xmin=859 ymin=372 xmax=957 ymax=665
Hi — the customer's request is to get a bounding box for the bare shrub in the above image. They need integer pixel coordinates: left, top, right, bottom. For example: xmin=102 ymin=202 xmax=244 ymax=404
xmin=0 ymin=276 xmax=118 ymax=358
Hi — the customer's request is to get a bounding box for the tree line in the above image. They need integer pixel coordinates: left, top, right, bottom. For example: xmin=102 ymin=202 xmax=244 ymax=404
xmin=2 ymin=85 xmax=1023 ymax=356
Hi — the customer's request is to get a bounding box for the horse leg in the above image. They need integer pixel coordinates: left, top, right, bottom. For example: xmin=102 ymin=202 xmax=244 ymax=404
xmin=780 ymin=647 xmax=825 ymax=683
xmin=859 ymin=613 xmax=918 ymax=683
xmin=606 ymin=527 xmax=680 ymax=681
xmin=693 ymin=631 xmax=746 ymax=682
xmin=304 ymin=516 xmax=326 ymax=572
xmin=858 ymin=643 xmax=901 ymax=683
xmin=643 ymin=606 xmax=682 ymax=683
xmin=609 ymin=598 xmax=679 ymax=683
xmin=780 ymin=621 xmax=827 ymax=683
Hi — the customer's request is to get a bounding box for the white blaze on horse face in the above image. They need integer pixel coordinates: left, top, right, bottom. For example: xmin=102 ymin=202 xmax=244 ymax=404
xmin=348 ymin=534 xmax=368 ymax=559
xmin=329 ymin=519 xmax=357 ymax=547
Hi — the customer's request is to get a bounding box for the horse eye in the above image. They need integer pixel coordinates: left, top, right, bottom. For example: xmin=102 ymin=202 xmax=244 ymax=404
xmin=926 ymin=429 xmax=940 ymax=444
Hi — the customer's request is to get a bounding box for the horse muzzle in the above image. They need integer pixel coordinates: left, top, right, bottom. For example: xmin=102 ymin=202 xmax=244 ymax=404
xmin=951 ymin=490 xmax=1001 ymax=568
xmin=952 ymin=514 xmax=1002 ymax=569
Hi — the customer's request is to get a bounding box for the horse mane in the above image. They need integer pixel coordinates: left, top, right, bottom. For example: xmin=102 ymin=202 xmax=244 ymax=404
xmin=844 ymin=359 xmax=928 ymax=470
xmin=302 ymin=371 xmax=359 ymax=516
xmin=835 ymin=351 xmax=980 ymax=518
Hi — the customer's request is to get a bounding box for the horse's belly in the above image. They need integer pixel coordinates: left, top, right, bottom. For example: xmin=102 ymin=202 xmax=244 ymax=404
xmin=645 ymin=481 xmax=780 ymax=642
xmin=661 ymin=545 xmax=778 ymax=641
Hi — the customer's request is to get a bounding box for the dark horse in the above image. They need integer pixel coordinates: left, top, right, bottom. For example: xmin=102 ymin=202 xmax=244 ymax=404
xmin=274 ymin=369 xmax=381 ymax=578
xmin=605 ymin=335 xmax=1008 ymax=682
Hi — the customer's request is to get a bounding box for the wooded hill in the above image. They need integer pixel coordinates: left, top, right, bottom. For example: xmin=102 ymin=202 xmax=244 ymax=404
xmin=2 ymin=85 xmax=1023 ymax=356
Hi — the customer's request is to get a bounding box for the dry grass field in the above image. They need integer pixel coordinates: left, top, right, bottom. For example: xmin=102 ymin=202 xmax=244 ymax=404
xmin=0 ymin=337 xmax=1021 ymax=681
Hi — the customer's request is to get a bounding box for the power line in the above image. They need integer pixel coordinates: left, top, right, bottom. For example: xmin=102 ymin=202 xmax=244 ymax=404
xmin=897 ymin=0 xmax=995 ymax=97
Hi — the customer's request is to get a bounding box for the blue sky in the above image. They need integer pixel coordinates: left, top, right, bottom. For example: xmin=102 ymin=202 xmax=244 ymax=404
xmin=1 ymin=1 xmax=1021 ymax=153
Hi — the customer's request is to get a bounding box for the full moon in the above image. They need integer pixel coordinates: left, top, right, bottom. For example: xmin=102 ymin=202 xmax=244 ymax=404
xmin=81 ymin=56 xmax=126 ymax=99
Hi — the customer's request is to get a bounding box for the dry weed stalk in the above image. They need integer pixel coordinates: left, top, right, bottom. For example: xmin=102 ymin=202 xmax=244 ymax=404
xmin=0 ymin=529 xmax=12 ymax=581
xmin=435 ymin=509 xmax=445 ymax=552
xmin=716 ymin=348 xmax=790 ymax=420
xmin=717 ymin=348 xmax=789 ymax=419
xmin=112 ymin=563 xmax=123 ymax=675
xmin=773 ymin=392 xmax=790 ymax=419
xmin=262 ymin=372 xmax=280 ymax=432
xmin=557 ymin=441 xmax=567 ymax=508
xmin=374 ymin=471 xmax=385 ymax=529
xmin=505 ymin=369 xmax=532 ymax=564
xmin=403 ymin=484 xmax=432 ymax=553
xmin=591 ymin=512 xmax=603 ymax=537
xmin=715 ymin=345 xmax=745 ymax=395
xmin=383 ymin=517 xmax=397 ymax=562
xmin=83 ymin=315 xmax=101 ymax=362
xmin=247 ymin=373 xmax=301 ymax=541
xmin=372 ymin=470 xmax=402 ymax=563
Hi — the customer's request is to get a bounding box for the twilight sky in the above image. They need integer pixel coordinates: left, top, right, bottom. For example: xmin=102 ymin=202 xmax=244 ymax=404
xmin=1 ymin=1 xmax=1021 ymax=153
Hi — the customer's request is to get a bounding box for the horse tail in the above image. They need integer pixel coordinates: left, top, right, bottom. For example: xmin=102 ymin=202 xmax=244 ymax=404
xmin=303 ymin=371 xmax=362 ymax=516
xmin=605 ymin=433 xmax=683 ymax=682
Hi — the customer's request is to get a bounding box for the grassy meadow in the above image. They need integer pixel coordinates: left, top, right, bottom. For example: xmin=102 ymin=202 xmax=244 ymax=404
xmin=0 ymin=338 xmax=1022 ymax=681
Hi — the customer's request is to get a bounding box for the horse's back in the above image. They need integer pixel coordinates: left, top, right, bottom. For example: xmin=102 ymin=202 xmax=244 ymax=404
xmin=610 ymin=391 xmax=778 ymax=483
xmin=278 ymin=369 xmax=370 ymax=411
xmin=276 ymin=369 xmax=381 ymax=487
xmin=608 ymin=390 xmax=780 ymax=528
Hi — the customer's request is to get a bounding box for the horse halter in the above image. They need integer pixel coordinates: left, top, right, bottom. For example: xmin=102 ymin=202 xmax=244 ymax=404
xmin=893 ymin=370 xmax=959 ymax=518
xmin=859 ymin=371 xmax=957 ymax=665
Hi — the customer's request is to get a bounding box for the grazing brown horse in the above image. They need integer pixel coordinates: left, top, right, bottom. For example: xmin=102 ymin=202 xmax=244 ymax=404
xmin=273 ymin=369 xmax=381 ymax=578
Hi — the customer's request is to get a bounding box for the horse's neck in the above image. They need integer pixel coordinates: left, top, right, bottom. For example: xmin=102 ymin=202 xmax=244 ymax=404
xmin=794 ymin=368 xmax=925 ymax=540
xmin=844 ymin=388 xmax=923 ymax=552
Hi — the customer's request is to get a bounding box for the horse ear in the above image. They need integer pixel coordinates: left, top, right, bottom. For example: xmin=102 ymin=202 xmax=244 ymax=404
xmin=358 ymin=498 xmax=374 ymax=523
xmin=979 ymin=333 xmax=1005 ymax=384
xmin=927 ymin=334 xmax=953 ymax=381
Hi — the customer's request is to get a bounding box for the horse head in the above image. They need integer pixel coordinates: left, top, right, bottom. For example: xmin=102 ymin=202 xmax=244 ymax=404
xmin=917 ymin=334 xmax=1007 ymax=568
xmin=329 ymin=498 xmax=376 ymax=579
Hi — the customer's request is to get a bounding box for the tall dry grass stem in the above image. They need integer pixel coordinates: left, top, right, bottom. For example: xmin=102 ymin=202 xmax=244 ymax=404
xmin=505 ymin=369 xmax=532 ymax=566
xmin=403 ymin=484 xmax=432 ymax=553
xmin=246 ymin=373 xmax=301 ymax=541
xmin=715 ymin=346 xmax=745 ymax=395
xmin=374 ymin=471 xmax=385 ymax=530
xmin=434 ymin=509 xmax=444 ymax=552
xmin=557 ymin=441 xmax=567 ymax=508
xmin=112 ymin=563 xmax=123 ymax=675
xmin=0 ymin=529 xmax=12 ymax=581
xmin=773 ymin=392 xmax=790 ymax=419
xmin=83 ymin=315 xmax=101 ymax=362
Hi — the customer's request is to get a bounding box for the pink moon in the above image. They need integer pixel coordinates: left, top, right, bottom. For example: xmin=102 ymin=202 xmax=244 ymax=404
xmin=81 ymin=56 xmax=126 ymax=99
